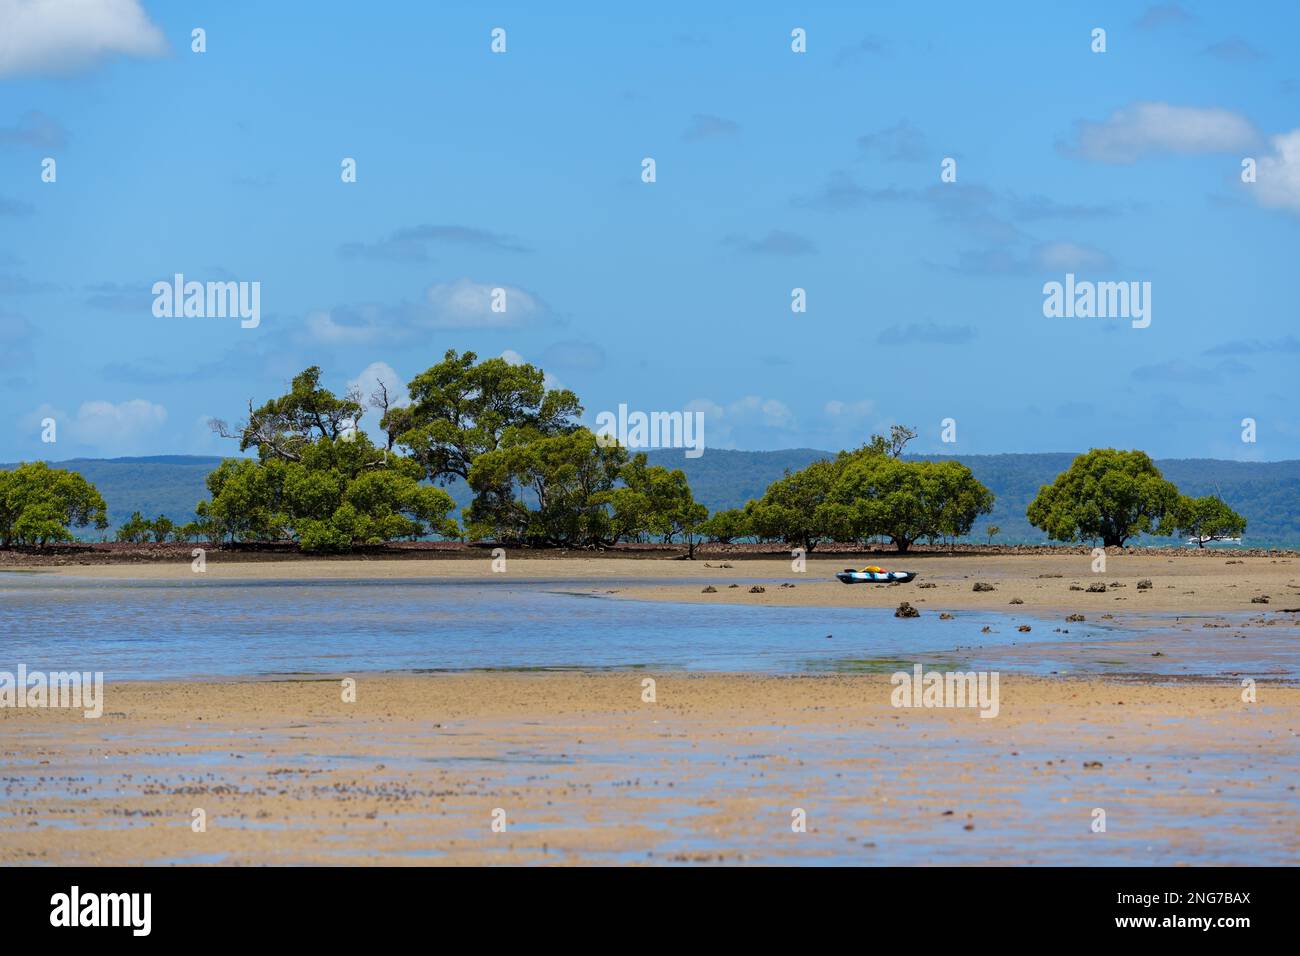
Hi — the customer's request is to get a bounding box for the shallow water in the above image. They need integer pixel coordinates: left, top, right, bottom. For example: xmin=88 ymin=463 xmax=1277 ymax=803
xmin=0 ymin=572 xmax=1123 ymax=680
xmin=4 ymin=573 xmax=1295 ymax=866
xmin=2 ymin=573 xmax=1294 ymax=681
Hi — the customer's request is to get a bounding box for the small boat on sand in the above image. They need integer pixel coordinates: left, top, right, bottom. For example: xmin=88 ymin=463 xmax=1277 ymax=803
xmin=835 ymin=565 xmax=917 ymax=584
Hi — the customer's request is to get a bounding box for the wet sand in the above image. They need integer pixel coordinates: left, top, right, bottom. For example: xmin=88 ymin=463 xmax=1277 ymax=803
xmin=613 ymin=554 xmax=1300 ymax=617
xmin=6 ymin=554 xmax=1298 ymax=865
xmin=28 ymin=553 xmax=1300 ymax=617
xmin=2 ymin=673 xmax=1297 ymax=865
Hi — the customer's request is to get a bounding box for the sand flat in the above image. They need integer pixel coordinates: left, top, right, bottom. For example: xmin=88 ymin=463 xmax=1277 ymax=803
xmin=25 ymin=552 xmax=1300 ymax=616
xmin=2 ymin=673 xmax=1296 ymax=865
xmin=6 ymin=553 xmax=1297 ymax=865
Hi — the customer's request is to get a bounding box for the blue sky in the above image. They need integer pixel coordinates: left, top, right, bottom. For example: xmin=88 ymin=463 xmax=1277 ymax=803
xmin=1 ymin=0 xmax=1298 ymax=462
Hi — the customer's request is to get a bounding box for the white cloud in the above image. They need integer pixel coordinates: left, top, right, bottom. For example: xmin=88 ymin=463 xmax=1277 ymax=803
xmin=27 ymin=398 xmax=167 ymax=452
xmin=1254 ymin=129 xmax=1300 ymax=216
xmin=301 ymin=279 xmax=546 ymax=345
xmin=1032 ymin=240 xmax=1114 ymax=271
xmin=824 ymin=399 xmax=875 ymax=420
xmin=341 ymin=362 xmax=408 ymax=443
xmin=425 ymin=278 xmax=541 ymax=329
xmin=304 ymin=306 xmax=382 ymax=345
xmin=71 ymin=398 xmax=166 ymax=447
xmin=347 ymin=361 xmax=409 ymax=408
xmin=732 ymin=396 xmax=796 ymax=429
xmin=0 ymin=0 xmax=169 ymax=77
xmin=1065 ymin=101 xmax=1260 ymax=163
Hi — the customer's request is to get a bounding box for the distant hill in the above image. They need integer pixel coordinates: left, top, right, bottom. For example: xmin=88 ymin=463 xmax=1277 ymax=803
xmin=0 ymin=456 xmax=225 ymax=533
xmin=7 ymin=450 xmax=1299 ymax=548
xmin=645 ymin=448 xmax=831 ymax=511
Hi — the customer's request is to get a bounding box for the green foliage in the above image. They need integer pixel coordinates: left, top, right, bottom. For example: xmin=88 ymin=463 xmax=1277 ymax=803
xmin=386 ymin=349 xmax=582 ymax=486
xmin=196 ymin=457 xmax=291 ymax=543
xmin=466 ymin=428 xmax=624 ymax=546
xmin=745 ymin=457 xmax=847 ymax=552
xmin=116 ymin=512 xmax=180 ymax=543
xmin=198 ymin=371 xmax=459 ymax=552
xmin=698 ymin=508 xmax=751 ymax=543
xmin=742 ymin=432 xmax=992 ymax=553
xmin=828 ymin=455 xmax=994 ymax=552
xmin=610 ymin=455 xmax=707 ymax=553
xmin=926 ymin=461 xmax=997 ymax=542
xmin=384 ymin=350 xmax=589 ymax=546
xmin=223 ymin=366 xmax=365 ymax=461
xmin=464 ymin=428 xmax=710 ymax=550
xmin=1174 ymin=495 xmax=1246 ymax=547
xmin=20 ymin=450 xmax=1297 ymax=548
xmin=197 ymin=437 xmax=459 ymax=551
xmin=0 ymin=455 xmax=223 ymax=535
xmin=869 ymin=424 xmax=918 ymax=459
xmin=116 ymin=512 xmax=154 ymax=543
xmin=0 ymin=462 xmax=108 ymax=546
xmin=1027 ymin=449 xmax=1181 ymax=548
xmin=25 ymin=355 xmax=1278 ymax=553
